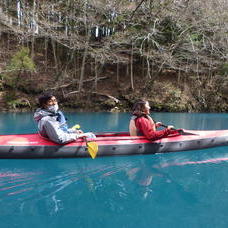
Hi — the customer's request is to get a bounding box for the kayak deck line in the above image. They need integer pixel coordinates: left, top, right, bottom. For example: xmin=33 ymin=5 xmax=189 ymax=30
xmin=0 ymin=130 xmax=227 ymax=158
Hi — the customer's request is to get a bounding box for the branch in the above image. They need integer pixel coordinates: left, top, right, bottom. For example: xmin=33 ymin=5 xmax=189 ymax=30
xmin=91 ymin=92 xmax=119 ymax=103
xmin=130 ymin=0 xmax=147 ymax=20
xmin=50 ymin=76 xmax=108 ymax=90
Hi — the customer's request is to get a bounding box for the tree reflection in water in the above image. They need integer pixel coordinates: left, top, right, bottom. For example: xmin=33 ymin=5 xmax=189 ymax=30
xmin=0 ymin=148 xmax=228 ymax=215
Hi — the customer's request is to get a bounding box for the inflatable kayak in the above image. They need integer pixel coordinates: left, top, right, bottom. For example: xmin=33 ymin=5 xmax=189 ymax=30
xmin=0 ymin=130 xmax=227 ymax=158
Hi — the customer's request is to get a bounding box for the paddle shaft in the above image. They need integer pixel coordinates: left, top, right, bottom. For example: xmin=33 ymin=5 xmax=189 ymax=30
xmin=159 ymin=123 xmax=197 ymax=136
xmin=160 ymin=123 xmax=173 ymax=129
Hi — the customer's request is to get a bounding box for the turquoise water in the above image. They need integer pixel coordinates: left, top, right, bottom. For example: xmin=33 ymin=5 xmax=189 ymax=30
xmin=0 ymin=112 xmax=228 ymax=228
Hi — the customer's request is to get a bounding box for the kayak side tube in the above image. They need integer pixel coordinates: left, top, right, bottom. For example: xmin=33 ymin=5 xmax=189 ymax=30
xmin=0 ymin=131 xmax=227 ymax=158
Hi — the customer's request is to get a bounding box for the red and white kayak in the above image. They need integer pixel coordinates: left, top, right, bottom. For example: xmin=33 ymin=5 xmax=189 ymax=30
xmin=0 ymin=130 xmax=227 ymax=158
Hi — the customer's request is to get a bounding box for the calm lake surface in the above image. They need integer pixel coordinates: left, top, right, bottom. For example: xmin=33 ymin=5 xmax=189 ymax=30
xmin=0 ymin=112 xmax=228 ymax=228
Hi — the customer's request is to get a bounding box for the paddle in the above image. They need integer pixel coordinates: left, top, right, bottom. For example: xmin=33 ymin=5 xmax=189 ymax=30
xmin=159 ymin=123 xmax=197 ymax=136
xmin=84 ymin=137 xmax=98 ymax=159
xmin=71 ymin=124 xmax=81 ymax=130
xmin=72 ymin=124 xmax=98 ymax=159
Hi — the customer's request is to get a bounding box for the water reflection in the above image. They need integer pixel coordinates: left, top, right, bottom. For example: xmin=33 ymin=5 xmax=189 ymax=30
xmin=0 ymin=146 xmax=228 ymax=216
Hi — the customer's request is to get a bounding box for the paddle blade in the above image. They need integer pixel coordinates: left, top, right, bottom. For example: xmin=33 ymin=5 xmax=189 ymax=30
xmin=72 ymin=124 xmax=81 ymax=130
xmin=87 ymin=141 xmax=98 ymax=159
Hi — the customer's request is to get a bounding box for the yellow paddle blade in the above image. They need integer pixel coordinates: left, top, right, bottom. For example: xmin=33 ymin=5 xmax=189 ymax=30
xmin=87 ymin=141 xmax=98 ymax=159
xmin=72 ymin=124 xmax=81 ymax=130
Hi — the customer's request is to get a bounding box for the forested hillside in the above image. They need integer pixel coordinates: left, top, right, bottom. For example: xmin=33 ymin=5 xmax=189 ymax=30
xmin=0 ymin=0 xmax=227 ymax=112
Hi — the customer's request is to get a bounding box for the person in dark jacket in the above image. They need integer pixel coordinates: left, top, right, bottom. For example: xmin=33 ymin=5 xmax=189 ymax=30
xmin=129 ymin=100 xmax=179 ymax=140
xmin=34 ymin=93 xmax=95 ymax=144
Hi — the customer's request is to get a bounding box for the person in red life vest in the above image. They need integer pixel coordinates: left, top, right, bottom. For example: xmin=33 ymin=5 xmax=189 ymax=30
xmin=129 ymin=100 xmax=179 ymax=140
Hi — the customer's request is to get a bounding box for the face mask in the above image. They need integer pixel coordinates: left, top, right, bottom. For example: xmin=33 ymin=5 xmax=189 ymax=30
xmin=47 ymin=104 xmax=59 ymax=113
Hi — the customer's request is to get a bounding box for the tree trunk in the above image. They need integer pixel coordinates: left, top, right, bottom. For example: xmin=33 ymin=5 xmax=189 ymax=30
xmin=130 ymin=43 xmax=134 ymax=90
xmin=117 ymin=62 xmax=119 ymax=83
xmin=51 ymin=39 xmax=58 ymax=72
xmin=94 ymin=59 xmax=98 ymax=91
xmin=78 ymin=42 xmax=88 ymax=92
xmin=78 ymin=0 xmax=89 ymax=92
xmin=31 ymin=0 xmax=37 ymax=59
xmin=146 ymin=55 xmax=151 ymax=79
xmin=44 ymin=37 xmax=48 ymax=71
xmin=142 ymin=56 xmax=145 ymax=78
xmin=74 ymin=50 xmax=79 ymax=79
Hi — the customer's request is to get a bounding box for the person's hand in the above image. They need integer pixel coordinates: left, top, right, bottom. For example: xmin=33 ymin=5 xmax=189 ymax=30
xmin=77 ymin=132 xmax=96 ymax=139
xmin=70 ymin=124 xmax=84 ymax=134
xmin=167 ymin=125 xmax=175 ymax=130
xmin=75 ymin=129 xmax=83 ymax=134
xmin=155 ymin=122 xmax=162 ymax=127
xmin=69 ymin=128 xmax=83 ymax=133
